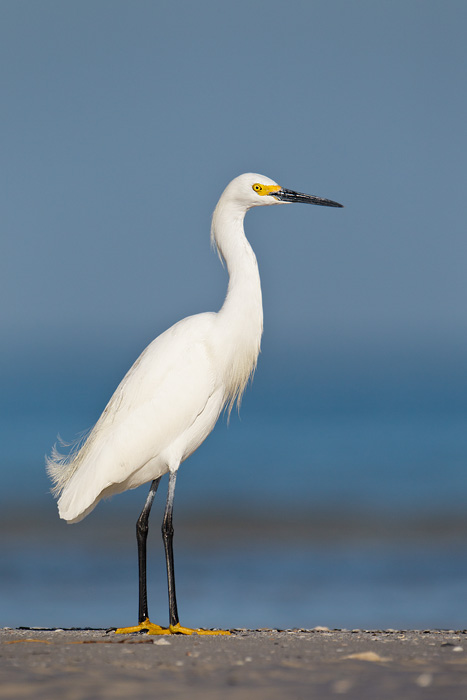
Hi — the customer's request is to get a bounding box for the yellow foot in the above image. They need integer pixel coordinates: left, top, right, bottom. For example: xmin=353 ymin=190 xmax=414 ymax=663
xmin=115 ymin=619 xmax=165 ymax=635
xmin=115 ymin=619 xmax=230 ymax=636
xmin=164 ymin=623 xmax=230 ymax=636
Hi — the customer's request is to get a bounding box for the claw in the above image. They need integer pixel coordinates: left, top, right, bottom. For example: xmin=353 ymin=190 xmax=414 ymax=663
xmin=167 ymin=623 xmax=230 ymax=636
xmin=115 ymin=619 xmax=230 ymax=635
xmin=115 ymin=618 xmax=165 ymax=635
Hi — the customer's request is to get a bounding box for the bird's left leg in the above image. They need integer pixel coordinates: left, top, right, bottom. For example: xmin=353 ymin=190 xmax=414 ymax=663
xmin=162 ymin=469 xmax=180 ymax=629
xmin=147 ymin=469 xmax=229 ymax=636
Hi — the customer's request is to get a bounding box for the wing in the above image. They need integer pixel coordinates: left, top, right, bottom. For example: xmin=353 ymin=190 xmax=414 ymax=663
xmin=56 ymin=313 xmax=223 ymax=521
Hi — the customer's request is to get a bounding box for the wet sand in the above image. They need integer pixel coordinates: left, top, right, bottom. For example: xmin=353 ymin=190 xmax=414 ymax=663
xmin=1 ymin=627 xmax=467 ymax=699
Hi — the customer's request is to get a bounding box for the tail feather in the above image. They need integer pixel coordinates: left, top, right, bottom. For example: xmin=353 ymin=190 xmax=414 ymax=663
xmin=46 ymin=430 xmax=91 ymax=498
xmin=46 ymin=428 xmax=111 ymax=522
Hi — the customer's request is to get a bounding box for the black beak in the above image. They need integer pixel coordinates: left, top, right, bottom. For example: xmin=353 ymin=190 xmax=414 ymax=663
xmin=274 ymin=188 xmax=343 ymax=208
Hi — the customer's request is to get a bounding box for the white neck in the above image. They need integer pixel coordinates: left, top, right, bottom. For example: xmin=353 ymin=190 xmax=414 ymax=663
xmin=211 ymin=201 xmax=263 ymax=408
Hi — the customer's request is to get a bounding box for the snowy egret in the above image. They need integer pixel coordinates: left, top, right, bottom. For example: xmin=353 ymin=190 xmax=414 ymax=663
xmin=47 ymin=173 xmax=343 ymax=635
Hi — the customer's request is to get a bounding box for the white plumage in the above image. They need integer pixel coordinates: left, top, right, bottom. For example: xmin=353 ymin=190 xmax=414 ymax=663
xmin=47 ymin=173 xmax=275 ymax=523
xmin=46 ymin=172 xmax=342 ymax=634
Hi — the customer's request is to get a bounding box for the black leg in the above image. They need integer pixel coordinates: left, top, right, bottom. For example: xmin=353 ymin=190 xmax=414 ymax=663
xmin=115 ymin=470 xmax=229 ymax=636
xmin=137 ymin=478 xmax=161 ymax=624
xmin=162 ymin=471 xmax=179 ymax=628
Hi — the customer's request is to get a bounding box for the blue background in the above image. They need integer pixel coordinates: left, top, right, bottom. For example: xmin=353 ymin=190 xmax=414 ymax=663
xmin=1 ymin=0 xmax=467 ymax=631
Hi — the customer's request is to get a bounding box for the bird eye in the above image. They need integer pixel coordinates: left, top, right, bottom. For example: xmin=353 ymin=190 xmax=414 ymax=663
xmin=252 ymin=183 xmax=262 ymax=193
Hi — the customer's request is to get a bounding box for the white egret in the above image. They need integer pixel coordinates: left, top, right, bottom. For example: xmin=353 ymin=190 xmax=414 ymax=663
xmin=47 ymin=173 xmax=343 ymax=635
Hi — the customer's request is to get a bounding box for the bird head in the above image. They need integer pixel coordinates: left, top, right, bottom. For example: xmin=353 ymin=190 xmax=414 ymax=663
xmin=221 ymin=173 xmax=343 ymax=211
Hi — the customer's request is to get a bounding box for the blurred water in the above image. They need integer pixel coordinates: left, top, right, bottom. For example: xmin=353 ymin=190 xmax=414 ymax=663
xmin=1 ymin=354 xmax=467 ymax=630
xmin=2 ymin=528 xmax=467 ymax=631
xmin=3 ymin=395 xmax=467 ymax=514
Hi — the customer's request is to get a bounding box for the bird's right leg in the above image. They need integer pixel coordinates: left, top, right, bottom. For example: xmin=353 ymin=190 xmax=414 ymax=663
xmin=115 ymin=478 xmax=163 ymax=634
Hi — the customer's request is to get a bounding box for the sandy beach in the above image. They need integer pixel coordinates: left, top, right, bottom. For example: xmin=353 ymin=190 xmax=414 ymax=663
xmin=2 ymin=627 xmax=467 ymax=699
